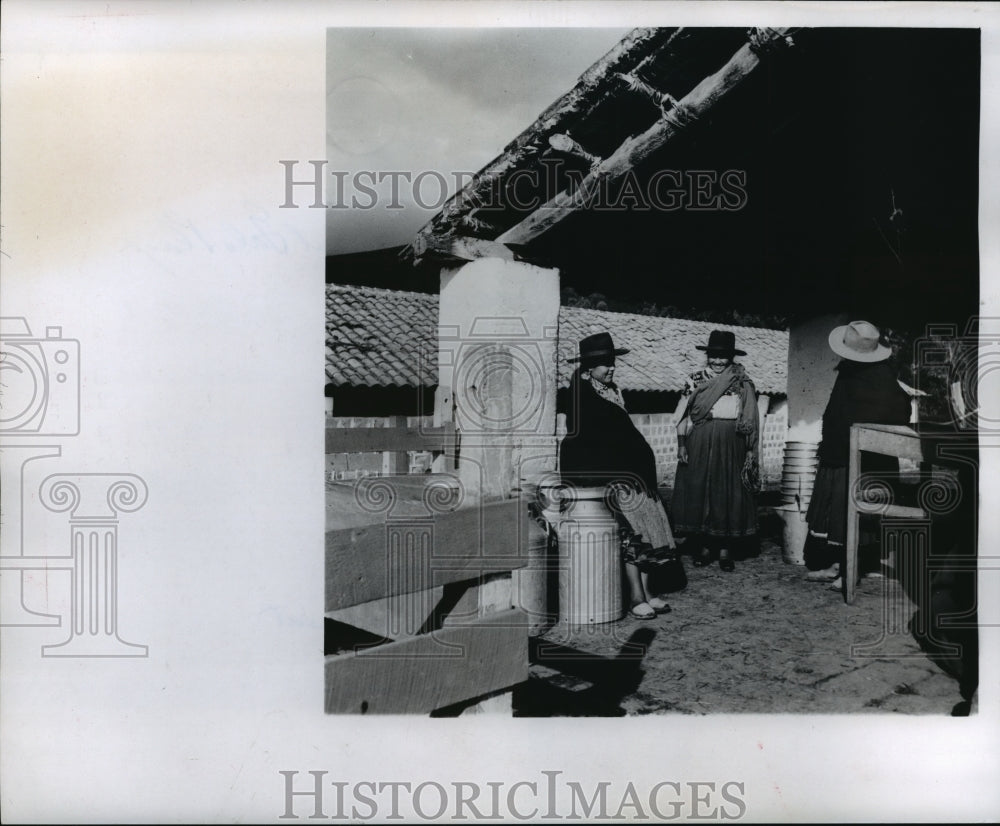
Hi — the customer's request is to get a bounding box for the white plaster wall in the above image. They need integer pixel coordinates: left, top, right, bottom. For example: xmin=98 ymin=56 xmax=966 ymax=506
xmin=437 ymin=258 xmax=560 ymax=500
xmin=786 ymin=313 xmax=849 ymax=442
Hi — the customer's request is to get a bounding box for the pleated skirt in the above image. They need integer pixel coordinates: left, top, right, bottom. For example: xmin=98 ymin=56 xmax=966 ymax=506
xmin=804 ymin=464 xmax=849 ymax=545
xmin=619 ymin=493 xmax=676 ymax=551
xmin=672 ymin=419 xmax=757 ymax=537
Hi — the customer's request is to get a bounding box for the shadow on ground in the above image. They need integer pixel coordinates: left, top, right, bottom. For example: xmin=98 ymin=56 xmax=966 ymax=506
xmin=513 ymin=629 xmax=657 ymax=717
xmin=513 ymin=496 xmax=975 ymax=716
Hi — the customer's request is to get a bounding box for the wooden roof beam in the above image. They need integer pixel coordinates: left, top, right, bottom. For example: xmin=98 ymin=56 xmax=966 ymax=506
xmin=497 ymin=28 xmax=797 ymax=246
xmin=404 ymin=27 xmax=680 ymax=262
xmin=411 ymin=232 xmax=516 ymax=266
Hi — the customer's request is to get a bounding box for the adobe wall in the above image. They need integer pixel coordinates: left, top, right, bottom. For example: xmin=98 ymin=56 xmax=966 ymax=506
xmin=786 ymin=313 xmax=849 ymax=442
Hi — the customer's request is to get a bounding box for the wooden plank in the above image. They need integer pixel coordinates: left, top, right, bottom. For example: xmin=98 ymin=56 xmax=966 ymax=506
xmin=327 ymin=586 xmax=445 ymax=640
xmin=845 ymin=425 xmax=861 ymax=604
xmin=463 ymin=572 xmax=516 ymax=713
xmin=856 ymin=424 xmax=924 ymax=462
xmin=855 ymin=503 xmax=926 ymax=519
xmin=498 ymin=29 xmax=793 ymax=245
xmin=326 ymin=498 xmax=530 ymax=611
xmin=326 ymin=577 xmax=496 ymax=643
xmin=325 ymin=608 xmax=528 ymax=714
xmin=325 ymin=422 xmax=456 ymax=455
xmin=853 ymin=423 xmax=922 ymax=437
xmin=381 ymin=416 xmax=409 ymax=474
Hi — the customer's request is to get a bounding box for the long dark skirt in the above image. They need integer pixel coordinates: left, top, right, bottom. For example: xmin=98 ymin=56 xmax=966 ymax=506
xmin=804 ymin=463 xmax=848 ymax=545
xmin=672 ymin=419 xmax=757 ymax=537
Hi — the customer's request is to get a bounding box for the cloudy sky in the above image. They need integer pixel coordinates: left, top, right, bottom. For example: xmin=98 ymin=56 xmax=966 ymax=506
xmin=325 ymin=28 xmax=631 ymax=255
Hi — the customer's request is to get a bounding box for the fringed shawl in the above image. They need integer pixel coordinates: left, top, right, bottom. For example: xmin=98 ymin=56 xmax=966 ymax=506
xmin=685 ymin=363 xmax=759 ymax=457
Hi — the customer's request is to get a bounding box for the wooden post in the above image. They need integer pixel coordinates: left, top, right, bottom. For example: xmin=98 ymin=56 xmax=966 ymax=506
xmin=381 ymin=416 xmax=408 ymax=475
xmin=756 ymin=393 xmax=770 ymax=461
xmin=845 ymin=426 xmax=861 ymax=604
xmin=461 ymin=571 xmax=518 ymax=715
xmin=431 ymin=387 xmax=454 ymax=473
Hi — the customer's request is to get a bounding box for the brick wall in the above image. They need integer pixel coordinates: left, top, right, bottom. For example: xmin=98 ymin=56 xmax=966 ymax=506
xmin=327 ymin=415 xmax=435 ymax=480
xmin=630 ymin=413 xmax=680 ymax=486
xmin=761 ymin=405 xmax=787 ymax=488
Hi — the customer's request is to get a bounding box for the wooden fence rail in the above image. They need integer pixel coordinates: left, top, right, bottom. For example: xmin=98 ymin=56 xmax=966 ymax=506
xmin=325 ymin=420 xmax=457 ymax=455
xmin=326 ymin=498 xmax=529 ymax=612
xmin=325 ymin=422 xmax=528 ymax=714
xmin=326 ymin=418 xmax=457 ymax=475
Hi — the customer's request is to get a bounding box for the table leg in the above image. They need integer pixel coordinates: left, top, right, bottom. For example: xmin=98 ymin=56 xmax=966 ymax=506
xmin=845 ymin=428 xmax=860 ymax=604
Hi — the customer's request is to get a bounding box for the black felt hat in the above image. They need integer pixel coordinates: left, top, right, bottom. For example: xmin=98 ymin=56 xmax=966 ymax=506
xmin=566 ymin=332 xmax=630 ymax=364
xmin=695 ymin=330 xmax=746 ymax=357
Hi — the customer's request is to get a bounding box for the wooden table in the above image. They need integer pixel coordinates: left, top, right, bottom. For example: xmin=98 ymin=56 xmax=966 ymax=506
xmin=845 ymin=424 xmax=926 ymax=603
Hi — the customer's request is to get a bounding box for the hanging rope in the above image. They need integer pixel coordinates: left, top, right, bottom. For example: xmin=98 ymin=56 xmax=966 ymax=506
xmin=872 ymin=185 xmax=905 ymax=268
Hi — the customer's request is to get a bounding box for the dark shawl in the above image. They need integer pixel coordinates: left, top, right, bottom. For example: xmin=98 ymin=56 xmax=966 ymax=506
xmin=559 ymin=369 xmax=658 ymax=494
xmin=818 ymin=360 xmax=911 ymax=466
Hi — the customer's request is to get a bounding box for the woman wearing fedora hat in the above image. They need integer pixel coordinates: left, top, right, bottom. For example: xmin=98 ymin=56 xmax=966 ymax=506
xmin=672 ymin=330 xmax=761 ymax=572
xmin=803 ymin=321 xmax=911 ymax=589
xmin=560 ymin=332 xmax=680 ymax=620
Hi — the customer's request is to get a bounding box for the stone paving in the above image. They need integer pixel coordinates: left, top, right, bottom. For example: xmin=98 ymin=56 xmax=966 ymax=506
xmin=514 ymin=510 xmax=972 ymax=717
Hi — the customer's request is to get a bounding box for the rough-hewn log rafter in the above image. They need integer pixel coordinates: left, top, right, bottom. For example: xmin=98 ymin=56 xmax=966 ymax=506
xmin=403 ymin=27 xmax=680 ymax=263
xmin=411 ymin=232 xmax=516 ymax=265
xmin=497 ymin=28 xmax=795 ymax=245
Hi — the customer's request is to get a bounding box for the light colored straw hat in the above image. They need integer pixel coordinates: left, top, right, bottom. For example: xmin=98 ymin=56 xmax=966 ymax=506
xmin=828 ymin=320 xmax=892 ymax=362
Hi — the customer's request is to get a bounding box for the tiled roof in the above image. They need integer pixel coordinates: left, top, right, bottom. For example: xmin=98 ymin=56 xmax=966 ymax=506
xmin=557 ymin=306 xmax=788 ymax=395
xmin=327 ymin=284 xmax=788 ymax=395
xmin=326 ymin=284 xmax=439 ymax=388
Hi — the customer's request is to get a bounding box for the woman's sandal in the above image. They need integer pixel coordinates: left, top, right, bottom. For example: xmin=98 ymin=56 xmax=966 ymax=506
xmin=629 ymin=601 xmax=657 ymax=620
xmin=647 ymin=596 xmax=672 ymax=614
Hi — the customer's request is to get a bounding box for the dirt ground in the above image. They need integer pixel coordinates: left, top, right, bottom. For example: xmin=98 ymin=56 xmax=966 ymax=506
xmin=514 ymin=503 xmax=974 ymax=717
xmin=328 ymin=479 xmax=974 ymax=717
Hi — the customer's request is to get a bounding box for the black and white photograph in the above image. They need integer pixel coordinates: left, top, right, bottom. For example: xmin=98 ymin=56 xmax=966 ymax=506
xmin=324 ymin=26 xmax=981 ymax=717
xmin=3 ymin=2 xmax=999 ymax=823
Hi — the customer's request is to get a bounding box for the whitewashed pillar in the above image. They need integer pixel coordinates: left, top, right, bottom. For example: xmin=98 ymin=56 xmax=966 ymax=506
xmin=436 ymin=257 xmax=560 ymax=500
xmin=436 ymin=257 xmax=560 ymax=711
xmin=780 ymin=314 xmax=848 ymax=564
xmin=786 ymin=313 xmax=849 ymax=443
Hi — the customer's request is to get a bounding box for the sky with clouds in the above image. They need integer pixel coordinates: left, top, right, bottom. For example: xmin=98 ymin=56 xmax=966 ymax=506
xmin=325 ymin=28 xmax=631 ymax=256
